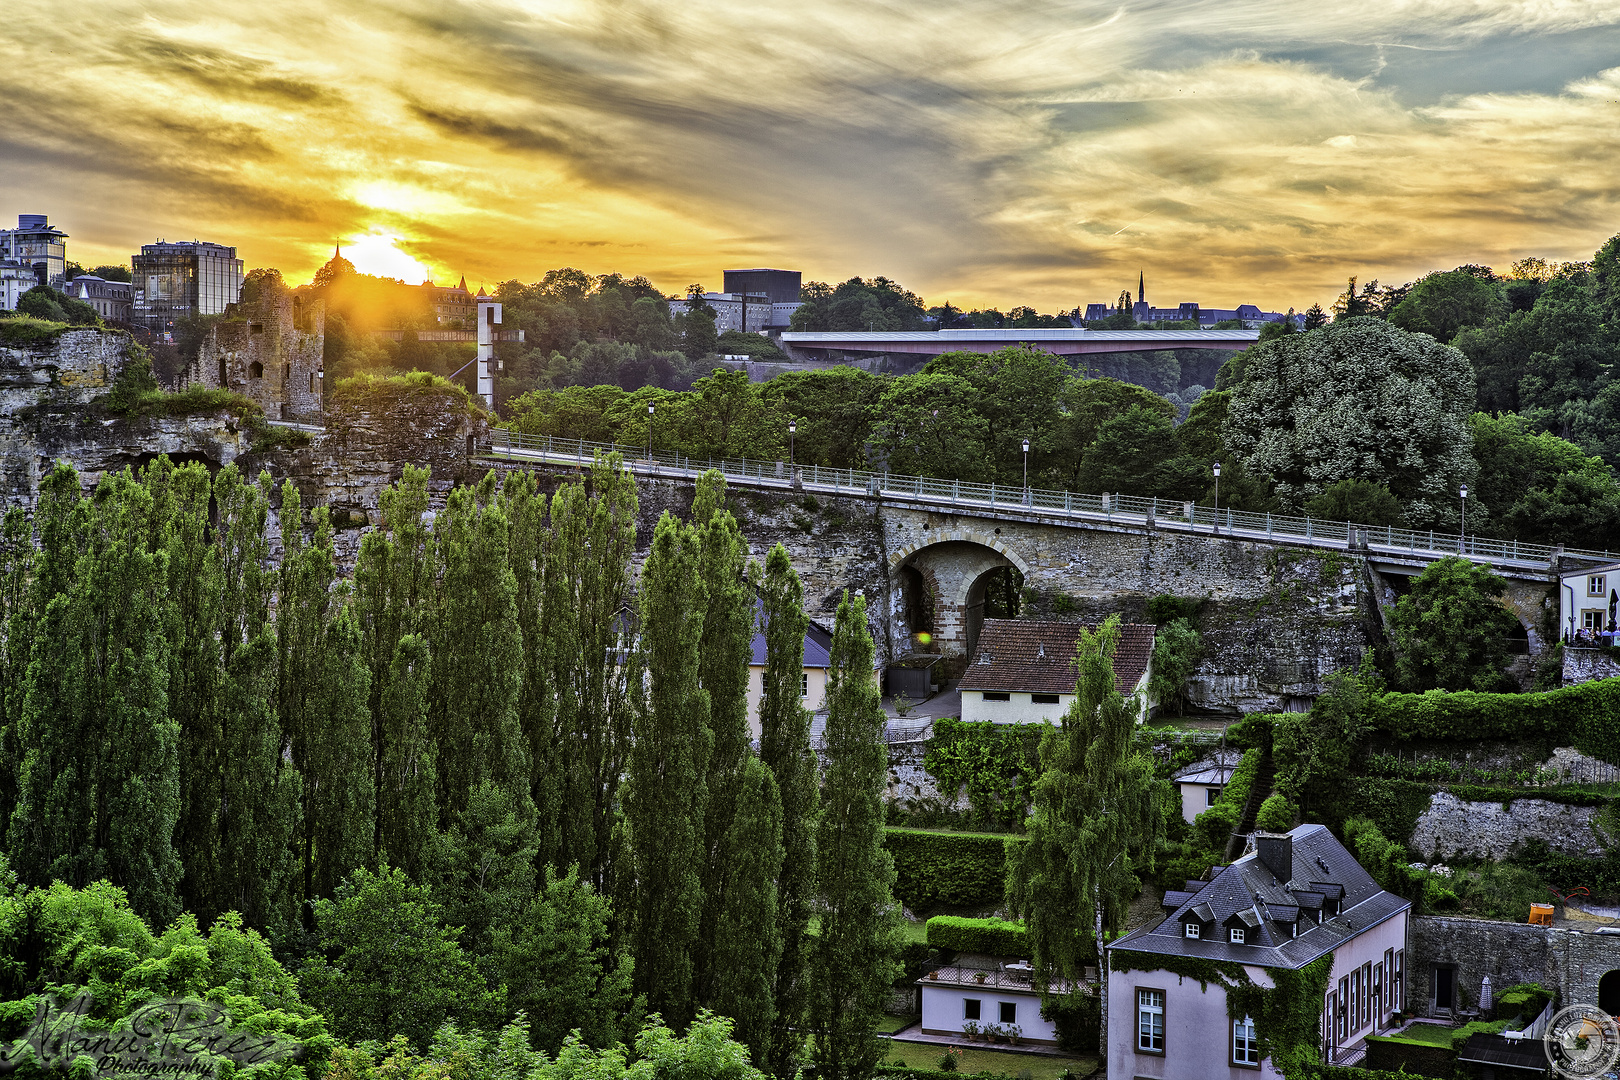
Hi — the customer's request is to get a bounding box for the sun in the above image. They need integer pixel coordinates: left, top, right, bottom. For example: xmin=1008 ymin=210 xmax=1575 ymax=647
xmin=341 ymin=230 xmax=434 ymax=283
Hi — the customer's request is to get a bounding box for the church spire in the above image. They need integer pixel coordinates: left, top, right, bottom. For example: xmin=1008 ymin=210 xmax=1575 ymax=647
xmin=1138 ymin=270 xmax=1144 ymax=305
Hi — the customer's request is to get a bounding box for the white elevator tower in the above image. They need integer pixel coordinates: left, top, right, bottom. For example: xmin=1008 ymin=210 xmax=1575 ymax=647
xmin=475 ymin=296 xmax=501 ymax=410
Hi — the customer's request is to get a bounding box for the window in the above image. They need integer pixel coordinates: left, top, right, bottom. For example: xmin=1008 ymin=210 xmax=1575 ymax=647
xmin=1207 ymin=786 xmax=1223 ymax=805
xmin=1136 ymin=989 xmax=1164 ymax=1053
xmin=801 ymin=672 xmax=809 ymax=697
xmin=982 ymin=692 xmax=1010 ymax=702
xmin=1349 ymin=969 xmax=1359 ymax=1033
xmin=1337 ymin=977 xmax=1349 ymax=1042
xmin=1586 ymin=611 xmax=1605 ymax=630
xmin=1591 ymin=575 xmax=1608 ymax=596
xmin=1394 ymin=951 xmax=1404 ymax=1013
xmin=1031 ymin=693 xmax=1059 ymax=704
xmin=1185 ymin=923 xmax=1200 ymax=939
xmin=1361 ymin=963 xmax=1372 ymax=1029
xmin=1324 ymin=992 xmax=1337 ymax=1051
xmin=249 ymin=322 xmax=264 ymax=334
xmin=1230 ymin=927 xmax=1245 ymax=944
xmin=964 ymin=999 xmax=981 ymax=1021
xmin=999 ymin=1001 xmax=1017 ymax=1024
xmin=1373 ymin=963 xmax=1384 ymax=1027
xmin=249 ymin=360 xmax=263 ymax=379
xmin=1232 ymin=1015 xmax=1260 ymax=1066
xmin=309 ymin=372 xmax=316 ymax=393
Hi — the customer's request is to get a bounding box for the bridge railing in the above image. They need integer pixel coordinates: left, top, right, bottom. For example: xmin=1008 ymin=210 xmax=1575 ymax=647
xmin=481 ymin=429 xmax=1615 ymax=567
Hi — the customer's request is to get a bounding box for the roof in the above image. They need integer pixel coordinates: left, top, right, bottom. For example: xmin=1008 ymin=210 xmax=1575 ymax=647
xmin=748 ymin=597 xmax=832 ymax=669
xmin=957 ymin=618 xmax=1154 ymax=695
xmin=1455 ymin=1033 xmax=1550 ymax=1071
xmin=1108 ymin=824 xmax=1410 ymax=971
xmin=1562 ymin=561 xmax=1620 ymax=579
xmin=1173 ymin=749 xmax=1243 ymax=785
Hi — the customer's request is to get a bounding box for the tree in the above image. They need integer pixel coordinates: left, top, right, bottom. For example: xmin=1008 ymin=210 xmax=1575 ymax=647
xmin=490 ymin=865 xmax=635 ymax=1053
xmin=1388 ymin=270 xmax=1505 ymax=343
xmin=1390 ymin=556 xmax=1519 ymax=692
xmin=301 ymin=864 xmax=497 ymax=1048
xmin=807 ymin=591 xmax=902 ymax=1080
xmin=1146 ymin=618 xmax=1202 ymax=718
xmin=1272 ymin=653 xmax=1380 ymax=827
xmin=1223 ymin=317 xmax=1476 ymax=526
xmin=680 ymin=308 xmax=718 ymax=360
xmin=871 ymin=372 xmax=992 ymax=481
xmin=1075 ymin=404 xmax=1180 ymax=496
xmin=626 ymin=511 xmax=711 ymax=1026
xmin=707 ymin=756 xmax=784 ymax=1064
xmin=757 ymin=545 xmax=819 ymax=1077
xmin=758 ymin=367 xmax=883 ymax=468
xmin=1302 ymin=303 xmax=1329 ymax=331
xmin=1303 ymin=479 xmax=1405 ymax=527
xmin=1008 ymin=615 xmax=1165 ymax=1057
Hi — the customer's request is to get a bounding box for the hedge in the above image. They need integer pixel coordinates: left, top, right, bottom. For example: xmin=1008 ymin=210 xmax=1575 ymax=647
xmin=1367 ymin=678 xmax=1620 ymax=765
xmin=884 ymin=828 xmax=1021 ymax=911
xmin=925 ymin=916 xmax=1028 ymax=956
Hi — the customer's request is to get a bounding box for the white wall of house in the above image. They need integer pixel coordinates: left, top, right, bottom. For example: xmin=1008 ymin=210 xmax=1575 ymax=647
xmin=1178 ymin=781 xmax=1224 ymax=825
xmin=920 ymin=983 xmax=1059 ymax=1044
xmin=1560 ymin=565 xmax=1619 ymax=637
xmin=1107 ymin=909 xmax=1409 ymax=1079
xmin=745 ymin=665 xmax=827 ymax=742
xmin=959 ymin=691 xmax=1073 ymax=725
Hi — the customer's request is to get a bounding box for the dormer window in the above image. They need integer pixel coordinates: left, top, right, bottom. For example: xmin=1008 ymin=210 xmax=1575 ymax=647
xmin=1230 ymin=927 xmax=1245 ymax=944
xmin=1184 ymin=923 xmax=1200 ymax=939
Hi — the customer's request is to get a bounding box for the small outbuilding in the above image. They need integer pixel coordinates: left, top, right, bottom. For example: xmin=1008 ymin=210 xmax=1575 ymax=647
xmin=1172 ymin=749 xmax=1242 ymax=824
xmin=957 ymin=618 xmax=1155 ymax=724
xmin=918 ymin=963 xmax=1067 ymax=1046
xmin=745 ymin=599 xmax=833 ymax=741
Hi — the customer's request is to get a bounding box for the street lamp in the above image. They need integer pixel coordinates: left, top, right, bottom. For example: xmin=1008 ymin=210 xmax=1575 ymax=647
xmin=647 ymin=401 xmax=655 ymax=462
xmin=1460 ymin=483 xmax=1468 ymax=552
xmin=789 ymin=419 xmax=797 ymax=467
xmin=1212 ymin=461 xmax=1222 ymax=534
xmin=1022 ymin=438 xmax=1030 ymax=500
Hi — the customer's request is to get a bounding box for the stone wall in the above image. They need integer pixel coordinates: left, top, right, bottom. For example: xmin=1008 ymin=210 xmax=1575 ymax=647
xmin=1408 ymin=791 xmax=1609 ymax=860
xmin=1408 ymin=915 xmax=1620 ymax=1016
xmin=189 ymin=289 xmax=324 ymax=420
xmin=1565 ymin=647 xmax=1620 ymax=686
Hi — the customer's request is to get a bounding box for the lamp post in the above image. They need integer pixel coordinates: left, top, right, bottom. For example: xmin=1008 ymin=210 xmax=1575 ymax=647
xmin=789 ymin=419 xmax=796 ymax=467
xmin=1022 ymin=438 xmax=1030 ymax=501
xmin=1460 ymin=483 xmax=1468 ymax=553
xmin=647 ymin=401 xmax=654 ymax=463
xmin=1212 ymin=461 xmax=1222 ymax=534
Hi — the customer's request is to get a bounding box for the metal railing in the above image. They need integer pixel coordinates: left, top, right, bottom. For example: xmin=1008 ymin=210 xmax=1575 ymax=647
xmin=479 ymin=429 xmax=1617 ymax=570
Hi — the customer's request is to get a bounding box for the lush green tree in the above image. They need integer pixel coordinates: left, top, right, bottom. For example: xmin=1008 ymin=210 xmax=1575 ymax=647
xmin=1302 ymin=303 xmax=1329 ymax=330
xmin=758 ymin=367 xmax=882 ymax=468
xmin=1224 ymin=318 xmax=1476 ymax=526
xmin=807 ymin=591 xmax=902 ymax=1080
xmin=705 ymin=756 xmax=783 ymax=1064
xmin=922 ymin=347 xmax=1073 ymax=486
xmin=1075 ymin=404 xmax=1180 ymax=497
xmin=871 ymin=372 xmax=992 ymax=481
xmin=1388 ymin=270 xmax=1505 ymax=343
xmin=10 ymin=467 xmax=182 ymax=925
xmin=626 ymin=511 xmax=711 ymax=1026
xmin=0 ymin=505 xmax=35 ymax=841
xmin=1272 ymin=653 xmax=1380 ymax=826
xmin=1008 ymin=615 xmax=1165 ymax=1056
xmin=16 ymin=286 xmax=99 ymax=326
xmin=432 ymin=779 xmax=540 ymax=965
xmin=1502 ymin=468 xmax=1620 ymax=551
xmin=790 ymin=277 xmax=928 ymax=332
xmin=1302 ymin=479 xmax=1405 ymax=527
xmin=490 ymin=865 xmax=635 ymax=1053
xmin=1390 ymin=557 xmax=1519 ymax=691
xmin=679 ymin=308 xmax=718 ymax=361
xmin=756 ymin=545 xmax=819 ymax=1077
xmin=507 ymin=385 xmax=630 ymax=443
xmin=1146 ymin=618 xmax=1202 ymax=718
xmin=301 ymin=864 xmax=497 ymax=1048
xmin=373 ymin=633 xmax=436 ymax=876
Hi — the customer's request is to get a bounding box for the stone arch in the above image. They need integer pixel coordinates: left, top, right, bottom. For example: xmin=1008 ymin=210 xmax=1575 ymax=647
xmin=887 ymin=529 xmax=1030 ymax=576
xmin=889 ymin=533 xmax=1030 ymax=661
xmin=1600 ymin=970 xmax=1620 ymax=1016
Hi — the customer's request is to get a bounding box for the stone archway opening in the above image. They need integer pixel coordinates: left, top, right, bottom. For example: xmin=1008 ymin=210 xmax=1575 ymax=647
xmin=1599 ymin=970 xmax=1620 ymax=1016
xmin=896 ymin=562 xmax=934 ymax=652
xmin=964 ymin=565 xmax=1024 ymax=659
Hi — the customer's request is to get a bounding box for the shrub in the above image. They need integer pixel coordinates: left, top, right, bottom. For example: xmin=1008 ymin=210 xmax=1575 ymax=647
xmin=1146 ymin=594 xmax=1203 ymax=624
xmin=1041 ymin=989 xmax=1100 ymax=1052
xmin=1255 ymin=793 xmax=1295 ymax=832
xmin=1191 ymin=748 xmax=1260 ymax=852
xmin=0 ymin=314 xmax=72 ymax=345
xmin=922 ymin=718 xmax=1044 ymax=830
xmin=925 ymin=915 xmax=1029 ymax=956
xmin=884 ymin=828 xmax=1017 ymax=911
xmin=1343 ymin=818 xmax=1427 ymax=913
xmin=1147 ymin=618 xmax=1202 ymax=717
xmin=1367 ymin=678 xmax=1620 ymax=765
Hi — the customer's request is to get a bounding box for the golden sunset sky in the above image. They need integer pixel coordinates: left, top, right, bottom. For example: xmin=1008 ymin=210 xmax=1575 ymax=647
xmin=5 ymin=0 xmax=1620 ymax=312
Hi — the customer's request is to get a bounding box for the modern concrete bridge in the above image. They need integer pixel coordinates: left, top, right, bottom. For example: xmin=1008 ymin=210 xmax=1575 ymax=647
xmin=778 ymin=327 xmax=1260 ymax=361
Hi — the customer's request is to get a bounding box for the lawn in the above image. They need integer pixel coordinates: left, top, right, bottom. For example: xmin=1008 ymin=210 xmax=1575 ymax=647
xmin=884 ymin=1044 xmax=1098 ymax=1080
xmin=1380 ymin=1021 xmax=1455 ymax=1046
xmin=902 ymin=918 xmax=930 ymax=944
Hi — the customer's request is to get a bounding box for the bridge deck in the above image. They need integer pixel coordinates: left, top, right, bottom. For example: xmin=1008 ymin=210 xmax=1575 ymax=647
xmin=779 ymin=327 xmax=1260 ymax=355
xmin=478 ymin=432 xmax=1614 ymax=578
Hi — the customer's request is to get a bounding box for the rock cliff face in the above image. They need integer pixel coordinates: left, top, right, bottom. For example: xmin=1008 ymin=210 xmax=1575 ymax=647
xmin=1408 ymin=790 xmax=1609 ymax=859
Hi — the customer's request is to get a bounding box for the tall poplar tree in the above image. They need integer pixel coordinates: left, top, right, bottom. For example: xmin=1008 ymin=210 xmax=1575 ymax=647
xmin=11 ymin=467 xmax=182 ymax=924
xmin=808 ymin=591 xmax=902 ymax=1080
xmin=626 ymin=510 xmax=711 ymax=1026
xmin=709 ymin=755 xmax=784 ymax=1065
xmin=1007 ymin=614 xmax=1166 ymax=1056
xmin=0 ymin=503 xmax=36 ymax=841
xmin=374 ymin=633 xmax=436 ymax=878
xmin=758 ymin=544 xmax=819 ymax=1077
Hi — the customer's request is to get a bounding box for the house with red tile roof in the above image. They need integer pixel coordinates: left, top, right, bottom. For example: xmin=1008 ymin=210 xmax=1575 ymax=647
xmin=957 ymin=618 xmax=1156 ymax=724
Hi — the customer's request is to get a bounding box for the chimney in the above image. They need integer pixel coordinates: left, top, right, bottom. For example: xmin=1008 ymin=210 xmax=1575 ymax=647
xmin=1255 ymin=832 xmax=1292 ymax=882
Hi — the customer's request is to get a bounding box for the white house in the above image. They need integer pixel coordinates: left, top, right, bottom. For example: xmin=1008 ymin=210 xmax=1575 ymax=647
xmin=1558 ymin=560 xmax=1620 ymax=640
xmin=1172 ymin=750 xmax=1241 ymax=825
xmin=918 ymin=963 xmax=1066 ymax=1045
xmin=744 ymin=599 xmax=832 ymax=742
xmin=1107 ymin=824 xmax=1411 ymax=1076
xmin=957 ymin=618 xmax=1155 ymax=724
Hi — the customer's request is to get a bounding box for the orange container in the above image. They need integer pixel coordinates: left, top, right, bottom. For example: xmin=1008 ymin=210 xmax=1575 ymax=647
xmin=1528 ymin=904 xmax=1554 ymax=926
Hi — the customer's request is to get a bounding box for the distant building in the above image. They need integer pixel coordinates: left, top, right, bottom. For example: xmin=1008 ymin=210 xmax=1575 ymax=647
xmin=419 ymin=277 xmax=475 ymax=325
xmin=0 ymin=262 xmax=37 ymax=311
xmin=66 ymin=275 xmax=133 ymax=322
xmin=131 ymin=240 xmax=244 ymax=335
xmin=0 ymin=214 xmax=69 ymax=292
xmin=668 ymin=291 xmax=775 ymax=334
xmin=1083 ymin=273 xmax=1300 ymax=329
xmin=744 ymin=598 xmax=833 ymax=742
xmin=186 ymin=285 xmax=324 ymax=420
xmin=1172 ymin=749 xmax=1241 ymax=824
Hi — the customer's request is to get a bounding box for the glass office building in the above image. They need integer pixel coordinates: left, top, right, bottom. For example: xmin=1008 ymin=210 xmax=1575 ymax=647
xmin=132 ymin=240 xmax=244 ymax=335
xmin=0 ymin=214 xmax=68 ymax=292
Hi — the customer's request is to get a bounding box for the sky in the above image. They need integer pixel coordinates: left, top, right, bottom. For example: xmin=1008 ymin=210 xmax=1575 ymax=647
xmin=5 ymin=1 xmax=1620 ymax=313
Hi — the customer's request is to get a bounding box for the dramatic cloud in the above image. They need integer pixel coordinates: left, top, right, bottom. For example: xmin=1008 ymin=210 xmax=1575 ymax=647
xmin=4 ymin=0 xmax=1620 ymax=310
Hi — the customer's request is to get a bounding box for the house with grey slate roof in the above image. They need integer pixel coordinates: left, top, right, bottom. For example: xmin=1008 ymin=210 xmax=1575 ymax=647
xmin=958 ymin=618 xmax=1155 ymax=724
xmin=1107 ymin=824 xmax=1411 ymax=1075
xmin=744 ymin=597 xmax=834 ymax=742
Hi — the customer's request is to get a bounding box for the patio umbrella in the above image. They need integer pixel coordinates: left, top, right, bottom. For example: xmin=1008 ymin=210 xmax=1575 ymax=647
xmin=1480 ymin=976 xmax=1492 ymax=1012
xmin=1610 ymin=588 xmax=1617 ymax=630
